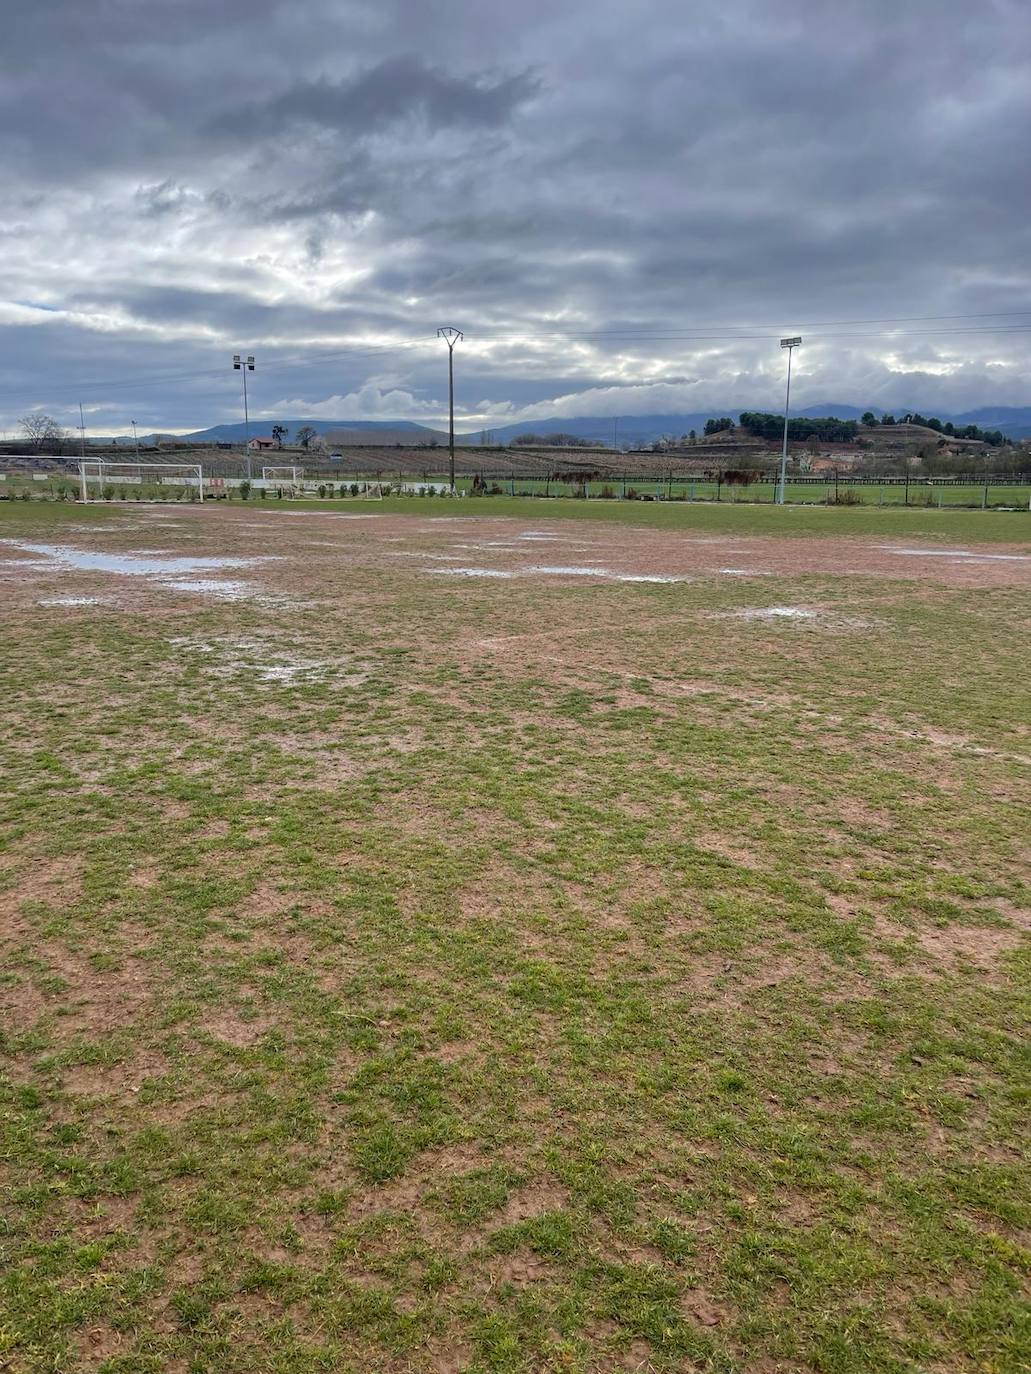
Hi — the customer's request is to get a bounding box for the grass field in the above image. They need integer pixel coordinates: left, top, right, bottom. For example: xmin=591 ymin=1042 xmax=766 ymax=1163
xmin=5 ymin=471 xmax=1031 ymax=510
xmin=1 ymin=500 xmax=1028 ymax=1374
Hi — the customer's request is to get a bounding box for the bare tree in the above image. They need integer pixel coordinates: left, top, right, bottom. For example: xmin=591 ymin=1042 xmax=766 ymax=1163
xmin=21 ymin=413 xmax=65 ymax=451
xmin=271 ymin=424 xmax=288 ymax=449
xmin=295 ymin=425 xmax=317 ymax=449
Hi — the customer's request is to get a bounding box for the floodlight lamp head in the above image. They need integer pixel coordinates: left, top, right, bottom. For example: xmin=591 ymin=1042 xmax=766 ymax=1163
xmin=780 ymin=336 xmax=802 ymax=348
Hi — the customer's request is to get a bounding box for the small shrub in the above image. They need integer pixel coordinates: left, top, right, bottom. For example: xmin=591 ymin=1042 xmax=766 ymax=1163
xmin=239 ymin=480 xmax=251 ymax=500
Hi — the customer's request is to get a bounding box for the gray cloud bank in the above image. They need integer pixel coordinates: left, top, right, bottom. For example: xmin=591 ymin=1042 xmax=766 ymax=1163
xmin=1 ymin=0 xmax=1030 ymax=434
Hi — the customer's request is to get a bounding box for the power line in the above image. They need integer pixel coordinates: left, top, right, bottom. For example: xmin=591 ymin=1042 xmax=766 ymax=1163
xmin=467 ymin=324 xmax=1031 ymax=344
xmin=467 ymin=308 xmax=1031 ymax=339
xmin=4 ymin=311 xmax=1031 ymax=408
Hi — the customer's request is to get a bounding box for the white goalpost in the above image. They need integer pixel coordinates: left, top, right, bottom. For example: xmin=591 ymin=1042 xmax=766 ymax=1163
xmin=78 ymin=460 xmax=205 ymax=503
xmin=262 ymin=465 xmax=303 ymax=484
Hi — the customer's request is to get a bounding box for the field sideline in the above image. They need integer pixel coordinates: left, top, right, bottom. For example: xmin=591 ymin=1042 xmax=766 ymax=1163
xmin=1 ymin=499 xmax=1028 ymax=1373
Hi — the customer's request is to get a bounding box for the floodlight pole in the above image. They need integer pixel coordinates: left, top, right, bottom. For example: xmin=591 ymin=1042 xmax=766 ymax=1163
xmin=131 ymin=420 xmax=140 ymax=459
xmin=78 ymin=402 xmax=86 ymax=463
xmin=233 ymin=354 xmax=256 ymax=480
xmin=776 ymin=337 xmax=802 ymax=505
xmin=437 ymin=327 xmax=463 ymax=492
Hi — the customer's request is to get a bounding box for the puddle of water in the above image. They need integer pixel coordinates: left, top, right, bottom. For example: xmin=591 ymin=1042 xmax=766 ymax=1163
xmin=426 ymin=567 xmax=515 ymax=578
xmin=3 ymin=540 xmax=264 ymax=578
xmin=38 ymin=595 xmax=112 ymax=607
xmin=614 ymin=574 xmax=688 ymax=584
xmin=876 ymin=546 xmax=1029 ymax=562
xmin=735 ymin=607 xmax=817 ymax=620
xmin=518 ymin=533 xmax=563 ymax=541
xmin=1 ymin=540 xmax=288 ymax=603
xmin=718 ymin=568 xmax=770 ymax=576
xmin=253 ymin=511 xmax=382 ymax=519
xmin=524 ymin=565 xmax=608 ymax=576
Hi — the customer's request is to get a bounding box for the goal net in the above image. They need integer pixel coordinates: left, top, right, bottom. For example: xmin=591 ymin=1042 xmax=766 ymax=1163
xmin=336 ymin=480 xmax=385 ymax=499
xmin=78 ymin=460 xmax=205 ymax=503
xmin=262 ymin=465 xmax=303 ymax=485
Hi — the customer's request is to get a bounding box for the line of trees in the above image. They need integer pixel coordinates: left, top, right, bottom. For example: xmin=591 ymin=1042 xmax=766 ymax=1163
xmin=738 ymin=412 xmax=860 ymax=443
xmin=511 ymin=432 xmax=594 ymax=447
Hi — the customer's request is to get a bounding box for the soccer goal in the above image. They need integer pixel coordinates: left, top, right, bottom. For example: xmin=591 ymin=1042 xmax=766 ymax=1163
xmin=338 ymin=481 xmax=386 ymax=500
xmin=78 ymin=460 xmax=205 ymax=503
xmin=262 ymin=465 xmax=303 ymax=485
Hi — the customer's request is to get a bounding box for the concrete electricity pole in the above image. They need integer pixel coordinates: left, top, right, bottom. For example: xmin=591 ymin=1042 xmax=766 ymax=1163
xmin=776 ymin=337 xmax=802 ymax=504
xmin=437 ymin=328 xmax=463 ymax=492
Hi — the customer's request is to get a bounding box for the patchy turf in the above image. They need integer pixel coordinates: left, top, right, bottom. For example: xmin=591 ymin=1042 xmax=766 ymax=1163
xmin=1 ymin=501 xmax=1028 ymax=1374
xmin=241 ymin=493 xmax=1031 ymax=543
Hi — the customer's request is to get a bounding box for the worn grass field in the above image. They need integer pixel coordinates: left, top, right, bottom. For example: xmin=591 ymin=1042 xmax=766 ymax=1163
xmin=1 ymin=500 xmax=1028 ymax=1374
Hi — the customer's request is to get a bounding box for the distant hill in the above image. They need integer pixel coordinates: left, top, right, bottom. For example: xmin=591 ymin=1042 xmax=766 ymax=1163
xmin=107 ymin=405 xmax=1031 ymax=450
xmin=485 ymin=405 xmax=1031 ymax=446
xmin=949 ymin=407 xmax=1031 ymax=438
xmin=483 ymin=410 xmax=875 ymax=448
xmin=176 ymin=419 xmax=465 ymax=446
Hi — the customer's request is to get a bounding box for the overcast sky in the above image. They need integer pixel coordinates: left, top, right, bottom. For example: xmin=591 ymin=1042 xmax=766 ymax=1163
xmin=2 ymin=0 xmax=1030 ymax=436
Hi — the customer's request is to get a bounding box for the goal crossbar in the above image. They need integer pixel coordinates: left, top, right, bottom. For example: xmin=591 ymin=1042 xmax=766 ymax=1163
xmin=78 ymin=460 xmax=205 ymax=503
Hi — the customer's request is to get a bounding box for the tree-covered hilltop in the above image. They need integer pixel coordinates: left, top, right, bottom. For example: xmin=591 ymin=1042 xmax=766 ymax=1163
xmin=738 ymin=412 xmax=860 ymax=442
xmin=860 ymin=412 xmax=1007 ymax=444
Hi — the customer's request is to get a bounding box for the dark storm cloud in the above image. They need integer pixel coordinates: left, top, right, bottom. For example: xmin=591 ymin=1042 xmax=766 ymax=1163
xmin=1 ymin=0 xmax=1030 ymax=433
xmin=215 ymin=57 xmax=539 ymax=142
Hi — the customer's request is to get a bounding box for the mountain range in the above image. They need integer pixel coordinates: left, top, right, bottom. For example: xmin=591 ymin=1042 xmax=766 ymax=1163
xmin=114 ymin=404 xmax=1031 ymax=449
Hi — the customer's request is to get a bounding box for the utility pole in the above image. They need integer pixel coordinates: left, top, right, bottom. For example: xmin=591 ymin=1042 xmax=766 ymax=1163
xmin=613 ymin=416 xmax=619 ymax=451
xmin=131 ymin=420 xmax=140 ymax=459
xmin=78 ymin=402 xmax=86 ymax=462
xmin=776 ymin=337 xmax=802 ymax=505
xmin=233 ymin=354 xmax=255 ymax=480
xmin=437 ymin=328 xmax=463 ymax=492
